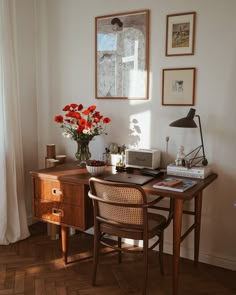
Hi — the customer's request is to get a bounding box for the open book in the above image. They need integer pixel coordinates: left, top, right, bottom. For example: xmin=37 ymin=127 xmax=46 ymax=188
xmin=153 ymin=177 xmax=198 ymax=192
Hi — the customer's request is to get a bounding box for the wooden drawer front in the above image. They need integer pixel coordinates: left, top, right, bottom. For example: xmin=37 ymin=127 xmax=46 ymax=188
xmin=62 ymin=182 xmax=83 ymax=206
xmin=35 ymin=179 xmax=61 ymax=201
xmin=34 ymin=200 xmax=84 ymax=229
xmin=34 ymin=179 xmax=83 ymax=206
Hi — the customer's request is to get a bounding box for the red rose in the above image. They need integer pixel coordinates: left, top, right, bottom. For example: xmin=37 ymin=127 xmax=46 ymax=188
xmin=94 ymin=112 xmax=103 ymax=119
xmin=86 ymin=121 xmax=92 ymax=128
xmin=54 ymin=115 xmax=64 ymax=123
xmin=70 ymin=112 xmax=78 ymax=118
xmin=88 ymin=105 xmax=96 ymax=111
xmin=62 ymin=105 xmax=70 ymax=111
xmin=76 ymin=113 xmax=81 ymax=119
xmin=93 ymin=117 xmax=100 ymax=123
xmin=70 ymin=103 xmax=78 ymax=109
xmin=103 ymin=117 xmax=111 ymax=124
xmin=77 ymin=126 xmax=84 ymax=133
xmin=79 ymin=118 xmax=87 ymax=126
xmin=65 ymin=111 xmax=72 ymax=117
xmin=65 ymin=111 xmax=79 ymax=118
xmin=78 ymin=104 xmax=83 ymax=111
xmin=83 ymin=109 xmax=90 ymax=115
xmin=70 ymin=112 xmax=81 ymax=119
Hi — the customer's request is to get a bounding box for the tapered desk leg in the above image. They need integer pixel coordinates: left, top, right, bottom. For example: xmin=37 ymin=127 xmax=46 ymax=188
xmin=61 ymin=226 xmax=68 ymax=265
xmin=194 ymin=192 xmax=203 ymax=265
xmin=173 ymin=199 xmax=184 ymax=295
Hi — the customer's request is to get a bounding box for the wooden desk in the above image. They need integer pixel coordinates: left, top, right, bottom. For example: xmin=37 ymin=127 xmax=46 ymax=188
xmin=30 ymin=163 xmax=217 ymax=295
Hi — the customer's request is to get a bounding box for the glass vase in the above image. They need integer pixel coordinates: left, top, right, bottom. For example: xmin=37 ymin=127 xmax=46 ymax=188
xmin=75 ymin=139 xmax=91 ymax=166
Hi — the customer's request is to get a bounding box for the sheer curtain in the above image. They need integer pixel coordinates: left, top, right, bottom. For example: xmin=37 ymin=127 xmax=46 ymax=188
xmin=0 ymin=0 xmax=30 ymax=244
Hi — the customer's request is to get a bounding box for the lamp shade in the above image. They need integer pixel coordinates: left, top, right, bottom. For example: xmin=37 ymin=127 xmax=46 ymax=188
xmin=169 ymin=108 xmax=197 ymax=128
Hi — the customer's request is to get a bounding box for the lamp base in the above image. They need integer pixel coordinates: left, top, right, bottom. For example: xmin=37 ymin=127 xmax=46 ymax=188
xmin=182 ymin=145 xmax=208 ymax=169
xmin=202 ymin=158 xmax=208 ymax=166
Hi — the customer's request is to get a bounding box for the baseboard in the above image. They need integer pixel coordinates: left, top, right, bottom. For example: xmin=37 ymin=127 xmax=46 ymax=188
xmin=102 ymin=235 xmax=236 ymax=271
xmin=199 ymin=252 xmax=236 ymax=271
xmin=27 ymin=215 xmax=37 ymax=226
xmin=163 ymin=242 xmax=236 ymax=271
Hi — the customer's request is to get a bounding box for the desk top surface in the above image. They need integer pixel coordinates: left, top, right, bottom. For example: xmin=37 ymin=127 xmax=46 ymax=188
xmin=30 ymin=162 xmax=217 ymax=200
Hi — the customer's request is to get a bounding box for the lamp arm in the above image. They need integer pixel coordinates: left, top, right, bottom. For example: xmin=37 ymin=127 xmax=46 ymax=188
xmin=195 ymin=115 xmax=207 ymax=163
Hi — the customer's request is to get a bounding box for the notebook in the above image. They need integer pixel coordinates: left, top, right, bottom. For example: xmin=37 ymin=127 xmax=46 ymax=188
xmin=104 ymin=173 xmax=154 ymax=185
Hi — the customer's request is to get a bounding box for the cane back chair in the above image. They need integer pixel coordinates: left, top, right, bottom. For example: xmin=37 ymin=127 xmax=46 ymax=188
xmin=88 ymin=177 xmax=173 ymax=295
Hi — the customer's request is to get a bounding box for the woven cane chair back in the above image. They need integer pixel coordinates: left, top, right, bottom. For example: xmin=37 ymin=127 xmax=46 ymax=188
xmin=90 ymin=179 xmax=147 ymax=225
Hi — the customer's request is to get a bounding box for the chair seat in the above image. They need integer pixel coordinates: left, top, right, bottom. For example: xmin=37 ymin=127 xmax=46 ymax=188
xmin=100 ymin=212 xmax=167 ymax=240
xmin=147 ymin=212 xmax=167 ymax=238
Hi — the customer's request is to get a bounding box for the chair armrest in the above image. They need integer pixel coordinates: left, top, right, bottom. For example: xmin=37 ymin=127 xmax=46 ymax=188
xmin=144 ymin=196 xmax=165 ymax=208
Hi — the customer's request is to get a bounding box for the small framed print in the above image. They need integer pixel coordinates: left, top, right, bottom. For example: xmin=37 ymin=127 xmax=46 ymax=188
xmin=162 ymin=68 xmax=196 ymax=106
xmin=166 ymin=12 xmax=196 ymax=56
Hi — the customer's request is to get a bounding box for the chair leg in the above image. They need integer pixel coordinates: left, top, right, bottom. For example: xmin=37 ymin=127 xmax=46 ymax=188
xmin=118 ymin=237 xmax=122 ymax=264
xmin=159 ymin=232 xmax=164 ymax=275
xmin=92 ymin=224 xmax=100 ymax=286
xmin=142 ymin=238 xmax=148 ymax=295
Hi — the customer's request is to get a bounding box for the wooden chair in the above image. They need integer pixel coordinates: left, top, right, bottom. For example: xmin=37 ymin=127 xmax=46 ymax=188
xmin=88 ymin=177 xmax=173 ymax=295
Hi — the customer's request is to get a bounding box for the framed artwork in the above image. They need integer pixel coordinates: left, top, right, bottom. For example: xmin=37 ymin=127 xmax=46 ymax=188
xmin=166 ymin=12 xmax=196 ymax=56
xmin=162 ymin=68 xmax=196 ymax=106
xmin=95 ymin=10 xmax=150 ymax=99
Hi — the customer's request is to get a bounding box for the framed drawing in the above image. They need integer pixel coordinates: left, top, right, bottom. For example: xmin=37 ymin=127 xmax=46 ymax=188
xmin=166 ymin=12 xmax=196 ymax=56
xmin=95 ymin=10 xmax=150 ymax=99
xmin=162 ymin=68 xmax=196 ymax=106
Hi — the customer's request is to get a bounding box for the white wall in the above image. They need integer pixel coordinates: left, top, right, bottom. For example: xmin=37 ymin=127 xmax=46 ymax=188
xmin=16 ymin=0 xmax=236 ymax=270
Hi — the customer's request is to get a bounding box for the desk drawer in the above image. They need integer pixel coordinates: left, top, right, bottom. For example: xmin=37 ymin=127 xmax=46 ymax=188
xmin=34 ymin=200 xmax=84 ymax=229
xmin=34 ymin=179 xmax=83 ymax=206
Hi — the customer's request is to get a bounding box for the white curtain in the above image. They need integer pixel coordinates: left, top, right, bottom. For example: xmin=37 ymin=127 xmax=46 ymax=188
xmin=0 ymin=0 xmax=30 ymax=244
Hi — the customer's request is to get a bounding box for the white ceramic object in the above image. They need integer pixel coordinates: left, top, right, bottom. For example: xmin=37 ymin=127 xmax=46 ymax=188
xmin=86 ymin=165 xmax=105 ymax=176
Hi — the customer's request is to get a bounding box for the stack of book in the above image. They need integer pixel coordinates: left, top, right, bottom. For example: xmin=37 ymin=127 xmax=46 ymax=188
xmin=167 ymin=163 xmax=211 ymax=179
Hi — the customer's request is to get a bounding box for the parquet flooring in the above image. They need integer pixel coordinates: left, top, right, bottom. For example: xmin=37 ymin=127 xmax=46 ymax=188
xmin=0 ymin=222 xmax=235 ymax=295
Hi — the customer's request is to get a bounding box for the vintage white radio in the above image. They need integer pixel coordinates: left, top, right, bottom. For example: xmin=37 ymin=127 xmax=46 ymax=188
xmin=125 ymin=149 xmax=161 ymax=169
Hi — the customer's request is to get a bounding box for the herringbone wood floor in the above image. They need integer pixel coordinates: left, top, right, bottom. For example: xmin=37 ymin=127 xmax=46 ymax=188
xmin=0 ymin=222 xmax=235 ymax=295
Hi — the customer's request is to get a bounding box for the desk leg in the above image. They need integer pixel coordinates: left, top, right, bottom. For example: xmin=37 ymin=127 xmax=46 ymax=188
xmin=61 ymin=226 xmax=68 ymax=265
xmin=194 ymin=192 xmax=202 ymax=265
xmin=173 ymin=199 xmax=184 ymax=295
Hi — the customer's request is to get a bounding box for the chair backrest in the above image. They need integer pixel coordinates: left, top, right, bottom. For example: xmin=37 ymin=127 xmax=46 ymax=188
xmin=89 ymin=177 xmax=148 ymax=226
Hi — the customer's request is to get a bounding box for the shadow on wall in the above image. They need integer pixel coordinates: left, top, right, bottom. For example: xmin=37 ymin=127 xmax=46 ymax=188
xmin=128 ymin=118 xmax=141 ymax=147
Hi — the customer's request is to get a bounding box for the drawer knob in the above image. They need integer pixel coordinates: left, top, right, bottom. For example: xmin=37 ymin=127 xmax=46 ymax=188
xmin=52 ymin=208 xmax=64 ymax=217
xmin=52 ymin=188 xmax=63 ymax=196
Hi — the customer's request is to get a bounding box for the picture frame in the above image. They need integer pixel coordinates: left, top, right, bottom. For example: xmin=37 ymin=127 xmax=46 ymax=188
xmin=95 ymin=10 xmax=150 ymax=99
xmin=162 ymin=68 xmax=196 ymax=106
xmin=166 ymin=12 xmax=196 ymax=56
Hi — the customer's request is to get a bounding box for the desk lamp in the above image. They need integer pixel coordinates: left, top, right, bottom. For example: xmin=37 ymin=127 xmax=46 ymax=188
xmin=169 ymin=108 xmax=208 ymax=168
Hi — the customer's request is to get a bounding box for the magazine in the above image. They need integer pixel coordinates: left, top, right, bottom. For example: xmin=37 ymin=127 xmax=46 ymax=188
xmin=153 ymin=177 xmax=198 ymax=192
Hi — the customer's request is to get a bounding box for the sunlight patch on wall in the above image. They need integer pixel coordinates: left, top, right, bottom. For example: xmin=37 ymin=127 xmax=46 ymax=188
xmin=129 ymin=110 xmax=151 ymax=148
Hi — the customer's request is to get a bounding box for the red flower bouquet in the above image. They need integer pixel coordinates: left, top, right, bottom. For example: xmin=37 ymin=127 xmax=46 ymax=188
xmin=54 ymin=103 xmax=111 ymax=163
xmin=54 ymin=103 xmax=111 ymax=141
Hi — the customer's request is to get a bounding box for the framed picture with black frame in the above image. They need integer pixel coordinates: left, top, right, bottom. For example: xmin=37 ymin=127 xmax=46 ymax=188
xmin=166 ymin=12 xmax=196 ymax=56
xmin=162 ymin=67 xmax=196 ymax=106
